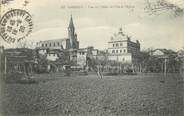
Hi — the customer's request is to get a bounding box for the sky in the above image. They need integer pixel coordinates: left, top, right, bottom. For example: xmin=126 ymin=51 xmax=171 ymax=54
xmin=0 ymin=0 xmax=184 ymax=51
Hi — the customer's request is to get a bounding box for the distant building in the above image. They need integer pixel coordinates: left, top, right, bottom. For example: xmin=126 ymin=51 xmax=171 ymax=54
xmin=150 ymin=49 xmax=176 ymax=57
xmin=107 ymin=28 xmax=141 ymax=66
xmin=36 ymin=15 xmax=79 ymax=50
xmin=85 ymin=46 xmax=101 ymax=59
xmin=69 ymin=47 xmax=107 ymax=69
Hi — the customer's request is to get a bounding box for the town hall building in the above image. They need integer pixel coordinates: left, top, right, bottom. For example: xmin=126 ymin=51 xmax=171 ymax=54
xmin=107 ymin=28 xmax=141 ymax=66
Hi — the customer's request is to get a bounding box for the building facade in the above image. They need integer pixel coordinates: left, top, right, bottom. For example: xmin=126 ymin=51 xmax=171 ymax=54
xmin=36 ymin=15 xmax=79 ymax=50
xmin=107 ymin=28 xmax=141 ymax=65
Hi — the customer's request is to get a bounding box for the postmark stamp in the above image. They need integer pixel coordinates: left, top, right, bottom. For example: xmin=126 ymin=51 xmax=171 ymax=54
xmin=0 ymin=9 xmax=33 ymax=43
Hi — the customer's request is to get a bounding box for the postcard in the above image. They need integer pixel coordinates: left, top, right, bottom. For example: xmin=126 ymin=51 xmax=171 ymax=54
xmin=0 ymin=0 xmax=184 ymax=116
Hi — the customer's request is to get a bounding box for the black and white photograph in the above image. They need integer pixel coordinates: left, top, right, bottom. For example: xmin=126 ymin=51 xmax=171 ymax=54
xmin=0 ymin=0 xmax=184 ymax=115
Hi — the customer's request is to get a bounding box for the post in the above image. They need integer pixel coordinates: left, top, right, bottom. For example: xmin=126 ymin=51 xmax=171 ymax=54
xmin=4 ymin=55 xmax=7 ymax=79
xmin=140 ymin=64 xmax=142 ymax=73
xmin=164 ymin=58 xmax=167 ymax=76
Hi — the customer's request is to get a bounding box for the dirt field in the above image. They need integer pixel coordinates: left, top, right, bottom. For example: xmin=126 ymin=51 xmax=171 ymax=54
xmin=0 ymin=73 xmax=183 ymax=116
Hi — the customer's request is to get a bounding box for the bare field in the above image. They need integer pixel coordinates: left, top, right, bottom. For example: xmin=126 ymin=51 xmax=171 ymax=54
xmin=0 ymin=73 xmax=183 ymax=116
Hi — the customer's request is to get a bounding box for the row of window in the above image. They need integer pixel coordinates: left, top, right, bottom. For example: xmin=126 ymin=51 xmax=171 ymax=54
xmin=112 ymin=49 xmax=126 ymax=53
xmin=112 ymin=43 xmax=124 ymax=47
xmin=42 ymin=42 xmax=60 ymax=47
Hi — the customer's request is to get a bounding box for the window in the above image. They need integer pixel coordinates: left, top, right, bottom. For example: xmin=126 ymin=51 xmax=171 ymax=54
xmin=124 ymin=49 xmax=126 ymax=53
xmin=53 ymin=43 xmax=55 ymax=46
xmin=116 ymin=50 xmax=118 ymax=53
xmin=49 ymin=43 xmax=51 ymax=47
xmin=42 ymin=44 xmax=44 ymax=47
xmin=120 ymin=43 xmax=123 ymax=46
xmin=116 ymin=43 xmax=118 ymax=47
xmin=82 ymin=52 xmax=85 ymax=55
xmin=113 ymin=44 xmax=115 ymax=47
xmin=120 ymin=50 xmax=122 ymax=53
xmin=58 ymin=42 xmax=60 ymax=46
xmin=45 ymin=44 xmax=47 ymax=47
xmin=53 ymin=54 xmax=55 ymax=56
xmin=112 ymin=50 xmax=115 ymax=53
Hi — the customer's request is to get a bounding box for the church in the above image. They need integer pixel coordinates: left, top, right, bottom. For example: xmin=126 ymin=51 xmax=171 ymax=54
xmin=36 ymin=15 xmax=79 ymax=50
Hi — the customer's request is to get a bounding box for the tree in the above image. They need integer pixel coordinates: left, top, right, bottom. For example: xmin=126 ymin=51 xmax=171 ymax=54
xmin=139 ymin=49 xmax=151 ymax=72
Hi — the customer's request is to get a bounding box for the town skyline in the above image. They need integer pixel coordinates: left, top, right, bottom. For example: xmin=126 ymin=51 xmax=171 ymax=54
xmin=0 ymin=0 xmax=183 ymax=50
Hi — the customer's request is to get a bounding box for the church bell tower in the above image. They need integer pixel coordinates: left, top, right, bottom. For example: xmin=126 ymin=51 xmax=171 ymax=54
xmin=68 ymin=15 xmax=78 ymax=49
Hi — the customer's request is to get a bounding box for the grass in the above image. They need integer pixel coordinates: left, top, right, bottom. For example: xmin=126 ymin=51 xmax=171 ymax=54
xmin=0 ymin=73 xmax=183 ymax=116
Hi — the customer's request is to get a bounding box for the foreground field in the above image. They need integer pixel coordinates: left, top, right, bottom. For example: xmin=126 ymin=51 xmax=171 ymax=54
xmin=0 ymin=73 xmax=183 ymax=116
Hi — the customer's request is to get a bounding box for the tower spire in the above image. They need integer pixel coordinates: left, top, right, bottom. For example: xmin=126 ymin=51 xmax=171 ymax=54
xmin=68 ymin=14 xmax=75 ymax=29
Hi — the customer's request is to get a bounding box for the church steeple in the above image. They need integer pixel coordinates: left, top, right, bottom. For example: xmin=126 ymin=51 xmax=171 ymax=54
xmin=68 ymin=15 xmax=79 ymax=49
xmin=68 ymin=14 xmax=75 ymax=39
xmin=68 ymin=15 xmax=75 ymax=30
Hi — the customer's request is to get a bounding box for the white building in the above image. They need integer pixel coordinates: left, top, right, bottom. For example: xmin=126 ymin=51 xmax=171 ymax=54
xmin=107 ymin=28 xmax=141 ymax=65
